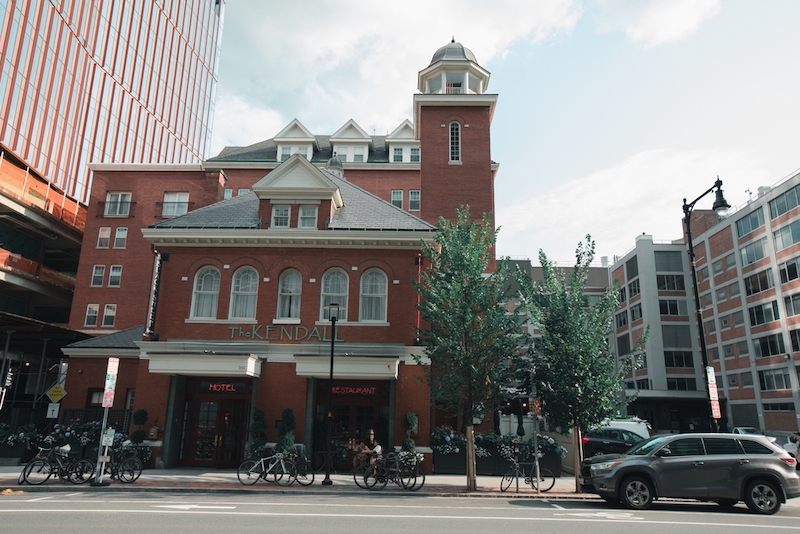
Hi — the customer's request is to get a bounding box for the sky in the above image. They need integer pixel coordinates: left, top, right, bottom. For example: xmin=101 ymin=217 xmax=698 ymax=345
xmin=208 ymin=0 xmax=800 ymax=265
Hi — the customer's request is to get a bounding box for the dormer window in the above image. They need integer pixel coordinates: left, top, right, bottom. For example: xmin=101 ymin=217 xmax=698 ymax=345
xmin=281 ymin=147 xmax=291 ymax=161
xmin=393 ymin=148 xmax=403 ymax=162
xmin=298 ymin=147 xmax=308 ymax=158
xmin=410 ymin=148 xmax=420 ymax=163
xmin=272 ymin=206 xmax=290 ymax=227
xmin=299 ymin=206 xmax=317 ymax=228
xmin=353 ymin=147 xmax=365 ymax=162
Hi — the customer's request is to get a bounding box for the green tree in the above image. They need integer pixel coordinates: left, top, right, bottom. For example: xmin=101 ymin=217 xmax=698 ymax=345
xmin=518 ymin=236 xmax=642 ymax=491
xmin=414 ymin=206 xmax=527 ymax=491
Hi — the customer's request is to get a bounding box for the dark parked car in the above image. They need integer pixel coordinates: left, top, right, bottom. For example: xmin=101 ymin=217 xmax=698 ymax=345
xmin=580 ymin=433 xmax=800 ymax=514
xmin=582 ymin=427 xmax=646 ymax=457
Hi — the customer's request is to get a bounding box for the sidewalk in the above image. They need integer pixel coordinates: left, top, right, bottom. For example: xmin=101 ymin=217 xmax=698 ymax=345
xmin=0 ymin=465 xmax=598 ymax=498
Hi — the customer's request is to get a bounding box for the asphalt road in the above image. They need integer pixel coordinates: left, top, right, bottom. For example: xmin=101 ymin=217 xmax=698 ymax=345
xmin=2 ymin=491 xmax=800 ymax=533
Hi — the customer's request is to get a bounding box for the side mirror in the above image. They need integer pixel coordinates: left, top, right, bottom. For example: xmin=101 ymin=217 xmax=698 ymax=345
xmin=655 ymin=448 xmax=672 ymax=457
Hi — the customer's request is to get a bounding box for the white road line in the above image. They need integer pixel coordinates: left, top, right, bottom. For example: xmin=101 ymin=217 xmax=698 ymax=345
xmin=24 ymin=496 xmax=55 ymax=502
xmin=550 ymin=503 xmax=566 ymax=510
xmin=0 ymin=508 xmax=797 ymax=529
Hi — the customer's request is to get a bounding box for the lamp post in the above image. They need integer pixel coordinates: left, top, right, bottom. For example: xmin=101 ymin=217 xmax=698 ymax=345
xmin=321 ymin=303 xmax=340 ymax=486
xmin=683 ymin=177 xmax=730 ymax=433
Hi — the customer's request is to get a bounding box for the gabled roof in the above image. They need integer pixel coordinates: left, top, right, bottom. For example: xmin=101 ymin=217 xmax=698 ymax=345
xmin=65 ymin=325 xmax=144 ymax=350
xmin=149 ymin=191 xmax=261 ymax=230
xmin=386 ymin=120 xmax=416 ymax=140
xmin=273 ymin=119 xmax=316 ymax=143
xmin=208 ymin=134 xmax=392 ymax=164
xmin=252 ymin=153 xmax=343 ymax=207
xmin=330 ymin=119 xmax=372 ymax=143
xmin=149 ymin=163 xmax=435 ymax=232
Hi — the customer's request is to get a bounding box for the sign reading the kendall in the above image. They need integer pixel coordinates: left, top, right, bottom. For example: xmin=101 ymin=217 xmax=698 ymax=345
xmin=229 ymin=324 xmax=343 ymax=342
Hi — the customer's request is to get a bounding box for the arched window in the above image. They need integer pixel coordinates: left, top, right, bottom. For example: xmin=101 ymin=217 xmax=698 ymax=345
xmin=191 ymin=267 xmax=220 ymax=319
xmin=230 ymin=267 xmax=258 ymax=319
xmin=360 ymin=269 xmax=387 ymax=322
xmin=277 ymin=270 xmax=301 ymax=319
xmin=320 ymin=269 xmax=348 ymax=320
xmin=449 ymin=122 xmax=460 ymax=162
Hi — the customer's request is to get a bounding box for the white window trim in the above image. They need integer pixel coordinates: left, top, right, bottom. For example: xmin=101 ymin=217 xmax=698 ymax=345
xmin=299 ymin=206 xmax=318 ymax=228
xmin=272 ymin=205 xmax=291 ymax=228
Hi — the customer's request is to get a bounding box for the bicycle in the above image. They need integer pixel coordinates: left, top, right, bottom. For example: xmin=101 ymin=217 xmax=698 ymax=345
xmin=21 ymin=445 xmax=95 ymax=485
xmin=500 ymin=456 xmax=555 ymax=492
xmin=293 ymin=453 xmax=315 ymax=486
xmin=100 ymin=443 xmax=144 ymax=483
xmin=361 ymin=452 xmax=425 ymax=491
xmin=237 ymin=450 xmax=297 ymax=486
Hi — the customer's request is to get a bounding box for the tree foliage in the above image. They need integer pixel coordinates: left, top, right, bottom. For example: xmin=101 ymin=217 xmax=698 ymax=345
xmin=413 ymin=206 xmax=527 ymax=425
xmin=413 ymin=206 xmax=527 ymax=491
xmin=517 ymin=236 xmax=637 ymax=432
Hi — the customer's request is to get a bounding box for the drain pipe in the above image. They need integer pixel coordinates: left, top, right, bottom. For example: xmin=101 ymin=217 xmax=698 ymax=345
xmin=145 ymin=248 xmax=168 ymax=341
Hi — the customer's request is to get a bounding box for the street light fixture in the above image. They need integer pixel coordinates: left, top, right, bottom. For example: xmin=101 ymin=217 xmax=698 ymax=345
xmin=682 ymin=177 xmax=730 ymax=433
xmin=321 ymin=303 xmax=340 ymax=486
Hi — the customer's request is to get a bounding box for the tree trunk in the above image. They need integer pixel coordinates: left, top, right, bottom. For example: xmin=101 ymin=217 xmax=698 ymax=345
xmin=573 ymin=425 xmax=582 ymax=493
xmin=465 ymin=424 xmax=477 ymax=491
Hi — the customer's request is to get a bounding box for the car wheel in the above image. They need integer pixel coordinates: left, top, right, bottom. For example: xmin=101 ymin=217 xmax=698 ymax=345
xmin=714 ymin=499 xmax=738 ymax=508
xmin=621 ymin=476 xmax=654 ymax=510
xmin=744 ymin=480 xmax=781 ymax=515
xmin=592 ymin=449 xmax=607 ymax=457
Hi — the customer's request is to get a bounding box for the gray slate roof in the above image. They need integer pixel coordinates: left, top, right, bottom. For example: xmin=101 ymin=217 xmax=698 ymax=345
xmin=208 ymin=135 xmax=389 ymax=164
xmin=150 ymin=169 xmax=436 ymax=232
xmin=66 ymin=325 xmax=144 ymax=349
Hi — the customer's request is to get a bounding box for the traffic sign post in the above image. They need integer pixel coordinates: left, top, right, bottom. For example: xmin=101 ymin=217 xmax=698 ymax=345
xmin=92 ymin=358 xmax=119 ymax=486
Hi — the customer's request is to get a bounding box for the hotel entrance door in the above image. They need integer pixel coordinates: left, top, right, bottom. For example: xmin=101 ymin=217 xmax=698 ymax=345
xmin=181 ymin=379 xmax=250 ymax=468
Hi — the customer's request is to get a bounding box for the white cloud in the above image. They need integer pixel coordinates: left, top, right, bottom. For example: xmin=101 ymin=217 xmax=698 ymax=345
xmin=496 ymin=147 xmax=772 ymax=265
xmin=596 ymin=0 xmax=721 ymax=48
xmin=209 ymin=95 xmax=285 ymax=154
xmin=209 ymin=0 xmax=581 ymax=154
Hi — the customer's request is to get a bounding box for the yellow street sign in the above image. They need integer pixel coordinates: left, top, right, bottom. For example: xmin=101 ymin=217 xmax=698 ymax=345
xmin=46 ymin=384 xmax=67 ymax=403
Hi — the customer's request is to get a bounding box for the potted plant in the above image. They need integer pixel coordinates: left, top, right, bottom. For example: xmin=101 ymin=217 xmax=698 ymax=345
xmin=130 ymin=409 xmax=148 ymax=444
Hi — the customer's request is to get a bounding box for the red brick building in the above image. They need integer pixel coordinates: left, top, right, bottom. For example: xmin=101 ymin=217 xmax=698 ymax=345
xmin=61 ymin=40 xmax=500 ymax=469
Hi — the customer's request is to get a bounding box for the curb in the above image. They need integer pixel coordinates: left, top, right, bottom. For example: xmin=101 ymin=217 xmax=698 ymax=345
xmin=0 ymin=482 xmax=602 ymax=499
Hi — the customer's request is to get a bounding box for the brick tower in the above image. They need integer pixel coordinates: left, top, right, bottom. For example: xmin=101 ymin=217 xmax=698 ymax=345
xmin=414 ymin=39 xmax=498 ymax=227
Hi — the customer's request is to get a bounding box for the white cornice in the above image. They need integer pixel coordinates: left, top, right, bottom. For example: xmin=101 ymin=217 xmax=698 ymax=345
xmin=141 ymin=228 xmax=436 ymax=249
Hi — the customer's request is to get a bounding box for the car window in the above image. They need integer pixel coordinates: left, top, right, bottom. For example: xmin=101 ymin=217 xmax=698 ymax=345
xmin=740 ymin=439 xmax=774 ymax=455
xmin=629 ymin=435 xmax=671 ymax=455
xmin=703 ymin=437 xmax=743 ymax=455
xmin=622 ymin=430 xmax=644 ymax=442
xmin=609 ymin=430 xmax=621 ymax=440
xmin=665 ymin=437 xmax=704 ymax=456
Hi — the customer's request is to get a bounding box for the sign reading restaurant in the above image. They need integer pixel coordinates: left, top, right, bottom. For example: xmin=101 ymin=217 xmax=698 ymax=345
xmin=229 ymin=324 xmax=343 ymax=342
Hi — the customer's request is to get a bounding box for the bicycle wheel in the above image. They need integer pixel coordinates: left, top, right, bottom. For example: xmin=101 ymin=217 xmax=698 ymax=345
xmin=500 ymin=467 xmax=517 ymax=492
xmin=398 ymin=465 xmax=416 ymax=490
xmin=530 ymin=468 xmax=555 ymax=492
xmin=237 ymin=459 xmax=263 ymax=485
xmin=274 ymin=460 xmax=297 ymax=486
xmin=23 ymin=459 xmax=53 ymax=485
xmin=353 ymin=463 xmax=370 ymax=489
xmin=364 ymin=464 xmax=387 ymax=490
xmin=69 ymin=459 xmax=96 ymax=484
xmin=117 ymin=457 xmax=143 ymax=483
xmin=294 ymin=460 xmax=315 ymax=486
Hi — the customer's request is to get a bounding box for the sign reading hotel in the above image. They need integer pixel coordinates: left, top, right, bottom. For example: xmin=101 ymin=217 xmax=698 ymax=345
xmin=229 ymin=324 xmax=343 ymax=342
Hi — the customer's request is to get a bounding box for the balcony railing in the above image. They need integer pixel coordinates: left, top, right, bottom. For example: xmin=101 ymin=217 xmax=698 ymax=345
xmin=0 ymin=246 xmax=76 ymax=291
xmin=0 ymin=158 xmax=86 ymax=231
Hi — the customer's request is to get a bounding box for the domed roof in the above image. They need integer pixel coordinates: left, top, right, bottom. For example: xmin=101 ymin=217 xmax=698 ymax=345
xmin=326 ymin=153 xmax=344 ymax=176
xmin=429 ymin=38 xmax=478 ymax=66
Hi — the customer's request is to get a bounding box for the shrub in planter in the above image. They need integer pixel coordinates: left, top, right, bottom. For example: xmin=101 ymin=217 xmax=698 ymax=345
xmin=275 ymin=408 xmax=296 ymax=455
xmin=129 ymin=430 xmax=146 ymax=444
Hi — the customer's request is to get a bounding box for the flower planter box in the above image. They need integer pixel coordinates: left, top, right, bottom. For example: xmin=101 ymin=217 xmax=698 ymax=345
xmin=434 ymin=449 xmax=562 ymax=476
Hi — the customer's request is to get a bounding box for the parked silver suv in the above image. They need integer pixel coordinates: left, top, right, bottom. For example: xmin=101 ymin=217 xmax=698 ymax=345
xmin=580 ymin=433 xmax=800 ymax=514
